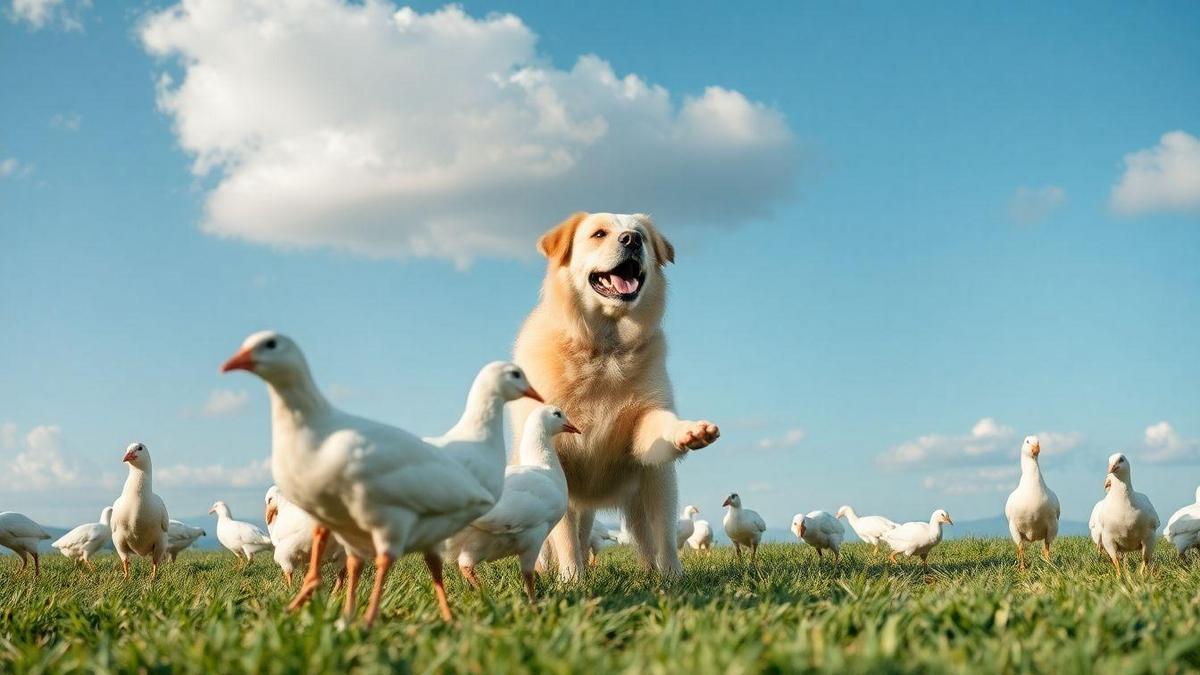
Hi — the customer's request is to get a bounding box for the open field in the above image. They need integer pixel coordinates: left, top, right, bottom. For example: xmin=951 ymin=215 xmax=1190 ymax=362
xmin=2 ymin=537 xmax=1198 ymax=674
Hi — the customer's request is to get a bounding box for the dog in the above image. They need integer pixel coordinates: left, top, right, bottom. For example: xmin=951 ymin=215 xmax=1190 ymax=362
xmin=510 ymin=212 xmax=720 ymax=580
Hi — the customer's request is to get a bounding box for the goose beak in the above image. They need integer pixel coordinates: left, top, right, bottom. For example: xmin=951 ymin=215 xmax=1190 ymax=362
xmin=799 ymin=522 xmax=806 ymax=537
xmin=265 ymin=502 xmax=278 ymax=525
xmin=563 ymin=422 xmax=582 ymax=434
xmin=1031 ymin=443 xmax=1040 ymax=457
xmin=1104 ymin=477 xmax=1112 ymax=490
xmin=945 ymin=515 xmax=954 ymax=525
xmin=208 ymin=507 xmax=216 ymax=515
xmin=523 ymin=386 xmax=545 ymax=402
xmin=221 ymin=348 xmax=255 ymax=373
xmin=122 ymin=449 xmax=137 ymax=463
xmin=722 ymin=497 xmax=732 ymax=507
xmin=1107 ymin=463 xmax=1117 ymax=474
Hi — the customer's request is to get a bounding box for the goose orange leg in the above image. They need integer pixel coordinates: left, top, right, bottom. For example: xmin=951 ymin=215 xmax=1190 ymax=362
xmin=287 ymin=526 xmax=329 ymax=611
xmin=423 ymin=552 xmax=452 ymax=623
xmin=363 ymin=553 xmax=396 ymax=627
xmin=342 ymin=555 xmax=364 ymax=620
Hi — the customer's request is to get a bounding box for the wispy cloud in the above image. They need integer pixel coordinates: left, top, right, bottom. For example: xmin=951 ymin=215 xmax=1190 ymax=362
xmin=921 ymin=466 xmax=1019 ymax=496
xmin=0 ymin=157 xmax=33 ymax=179
xmin=1008 ymin=185 xmax=1066 ymax=225
xmin=879 ymin=418 xmax=1082 ymax=469
xmin=1110 ymin=130 xmax=1200 ymax=216
xmin=200 ymin=389 xmax=250 ymax=418
xmin=157 ymin=457 xmax=272 ymax=489
xmin=1142 ymin=421 xmax=1200 ymax=464
xmin=8 ymin=0 xmax=91 ymax=32
xmin=50 ymin=111 xmax=82 ymax=131
xmin=757 ymin=428 xmax=805 ymax=450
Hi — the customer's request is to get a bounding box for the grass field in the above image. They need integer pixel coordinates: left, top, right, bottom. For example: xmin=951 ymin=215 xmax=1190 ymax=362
xmin=2 ymin=537 xmax=1198 ymax=674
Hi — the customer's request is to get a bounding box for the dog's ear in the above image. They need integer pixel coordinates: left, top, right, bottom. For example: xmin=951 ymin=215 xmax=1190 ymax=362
xmin=638 ymin=214 xmax=674 ymax=266
xmin=538 ymin=212 xmax=587 ymax=266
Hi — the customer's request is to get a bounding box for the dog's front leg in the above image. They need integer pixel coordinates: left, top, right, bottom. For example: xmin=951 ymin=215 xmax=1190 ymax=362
xmin=547 ymin=508 xmax=585 ymax=582
xmin=631 ymin=409 xmax=721 ymax=465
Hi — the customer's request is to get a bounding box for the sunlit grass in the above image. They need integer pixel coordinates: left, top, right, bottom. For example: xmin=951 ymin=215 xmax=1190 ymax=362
xmin=2 ymin=537 xmax=1197 ymax=673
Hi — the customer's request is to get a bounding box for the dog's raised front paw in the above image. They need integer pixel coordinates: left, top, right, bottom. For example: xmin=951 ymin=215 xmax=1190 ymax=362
xmin=673 ymin=420 xmax=719 ymax=451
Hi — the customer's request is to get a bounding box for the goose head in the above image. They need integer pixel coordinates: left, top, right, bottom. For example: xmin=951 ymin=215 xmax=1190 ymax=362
xmin=835 ymin=505 xmax=852 ymax=519
xmin=1107 ymin=453 xmax=1130 ymax=481
xmin=220 ymin=331 xmax=308 ymax=384
xmin=529 ymin=404 xmax=580 ymax=435
xmin=722 ymin=493 xmax=742 ymax=509
xmin=264 ymin=486 xmax=281 ymax=525
xmin=1021 ymin=435 xmax=1041 ymax=458
xmin=683 ymin=504 xmax=700 ymax=519
xmin=932 ymin=509 xmax=953 ymax=526
xmin=475 ymin=362 xmax=544 ymax=404
xmin=209 ymin=501 xmax=232 ymax=519
xmin=791 ymin=514 xmax=806 ymax=538
xmin=122 ymin=442 xmax=151 ymax=470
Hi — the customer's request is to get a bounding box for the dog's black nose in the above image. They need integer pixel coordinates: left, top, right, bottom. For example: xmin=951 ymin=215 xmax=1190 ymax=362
xmin=618 ymin=231 xmax=642 ymax=250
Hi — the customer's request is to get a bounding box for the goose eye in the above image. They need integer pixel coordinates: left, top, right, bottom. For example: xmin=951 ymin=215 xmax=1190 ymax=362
xmin=264 ymin=339 xmax=277 ymax=350
xmin=508 ymin=371 xmax=519 ymax=379
xmin=554 ymin=411 xmax=562 ymax=418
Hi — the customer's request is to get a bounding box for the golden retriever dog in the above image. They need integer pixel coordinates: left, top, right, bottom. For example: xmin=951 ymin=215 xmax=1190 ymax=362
xmin=511 ymin=212 xmax=720 ymax=580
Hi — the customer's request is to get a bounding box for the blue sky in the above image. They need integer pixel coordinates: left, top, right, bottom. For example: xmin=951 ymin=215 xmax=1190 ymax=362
xmin=2 ymin=0 xmax=1199 ymax=532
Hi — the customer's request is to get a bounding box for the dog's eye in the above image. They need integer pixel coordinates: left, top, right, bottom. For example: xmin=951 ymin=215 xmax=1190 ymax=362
xmin=592 ymin=230 xmax=607 ymax=239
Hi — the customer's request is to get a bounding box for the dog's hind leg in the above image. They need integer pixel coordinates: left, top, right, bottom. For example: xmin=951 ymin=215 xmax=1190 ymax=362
xmin=576 ymin=509 xmax=596 ymax=556
xmin=547 ymin=508 xmax=585 ymax=582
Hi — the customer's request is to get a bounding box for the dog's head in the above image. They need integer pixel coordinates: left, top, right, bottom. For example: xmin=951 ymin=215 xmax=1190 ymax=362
xmin=537 ymin=212 xmax=674 ymax=321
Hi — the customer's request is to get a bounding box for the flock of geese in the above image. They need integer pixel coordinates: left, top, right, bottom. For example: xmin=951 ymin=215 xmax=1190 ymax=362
xmin=2 ymin=332 xmax=1200 ymax=627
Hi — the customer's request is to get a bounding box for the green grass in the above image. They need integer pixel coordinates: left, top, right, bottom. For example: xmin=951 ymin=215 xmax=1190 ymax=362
xmin=2 ymin=537 xmax=1198 ymax=674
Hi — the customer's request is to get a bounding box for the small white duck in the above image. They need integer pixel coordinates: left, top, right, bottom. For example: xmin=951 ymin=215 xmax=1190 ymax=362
xmin=445 ymin=405 xmax=577 ymax=603
xmin=1098 ymin=453 xmax=1160 ymax=572
xmin=222 ymin=331 xmax=540 ymax=626
xmin=210 ymin=501 xmax=273 ymax=564
xmin=52 ymin=507 xmax=114 ymax=569
xmin=882 ymin=509 xmax=953 ymax=571
xmin=166 ymin=521 xmax=206 ymax=562
xmin=0 ymin=512 xmax=52 ymax=576
xmin=687 ymin=519 xmax=714 ymax=551
xmin=722 ymin=493 xmax=767 ymax=563
xmin=791 ymin=510 xmax=845 ymax=563
xmin=265 ymin=485 xmax=346 ymax=587
xmin=1003 ymin=435 xmax=1061 ymax=569
xmin=111 ymin=442 xmax=170 ymax=579
xmin=1163 ymin=486 xmax=1200 ymax=559
xmin=676 ymin=505 xmax=700 ymax=551
xmin=835 ymin=505 xmax=897 ymax=552
xmin=1089 ymin=478 xmax=1110 ymax=556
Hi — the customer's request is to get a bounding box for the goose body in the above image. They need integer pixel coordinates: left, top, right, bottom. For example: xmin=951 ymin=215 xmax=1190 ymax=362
xmin=165 ymin=521 xmax=206 ymax=561
xmin=445 ymin=405 xmax=575 ymax=602
xmin=722 ymin=493 xmax=766 ymax=563
xmin=265 ymin=485 xmax=346 ymax=586
xmin=1003 ymin=436 xmax=1061 ymax=568
xmin=1089 ymin=498 xmax=1106 ymax=553
xmin=882 ymin=510 xmax=953 ymax=570
xmin=1162 ymin=486 xmax=1200 ymax=558
xmin=52 ymin=507 xmax=113 ymax=567
xmin=1098 ymin=453 xmax=1159 ymax=571
xmin=836 ymin=505 xmax=897 ymax=550
xmin=676 ymin=505 xmax=699 ymax=550
xmin=791 ymin=510 xmax=845 ymax=563
xmin=222 ymin=331 xmax=540 ymax=625
xmin=210 ymin=501 xmax=272 ymax=562
xmin=587 ymin=521 xmax=618 ymax=564
xmin=110 ymin=442 xmax=170 ymax=579
xmin=0 ymin=511 xmax=51 ymax=576
xmin=688 ymin=519 xmax=714 ymax=551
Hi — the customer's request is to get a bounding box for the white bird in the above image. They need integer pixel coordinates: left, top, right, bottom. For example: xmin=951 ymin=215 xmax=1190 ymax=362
xmin=722 ymin=493 xmax=767 ymax=563
xmin=676 ymin=505 xmax=699 ymax=550
xmin=1163 ymin=486 xmax=1200 ymax=559
xmin=1003 ymin=435 xmax=1061 ymax=569
xmin=209 ymin=501 xmax=273 ymax=564
xmin=165 ymin=521 xmax=206 ymax=562
xmin=445 ymin=405 xmax=577 ymax=603
xmin=791 ymin=510 xmax=845 ymax=563
xmin=265 ymin=485 xmax=346 ymax=587
xmin=221 ymin=331 xmax=540 ymax=626
xmin=835 ymin=505 xmax=898 ymax=552
xmin=111 ymin=442 xmax=170 ymax=579
xmin=0 ymin=512 xmax=52 ymax=576
xmin=1098 ymin=453 xmax=1160 ymax=572
xmin=52 ymin=507 xmax=113 ymax=569
xmin=687 ymin=519 xmax=714 ymax=551
xmin=587 ymin=521 xmax=618 ymax=564
xmin=1089 ymin=479 xmax=1110 ymax=555
xmin=882 ymin=510 xmax=953 ymax=571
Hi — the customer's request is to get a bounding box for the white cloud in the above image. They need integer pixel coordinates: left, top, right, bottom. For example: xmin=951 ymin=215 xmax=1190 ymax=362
xmin=1142 ymin=421 xmax=1200 ymax=463
xmin=201 ymin=388 xmax=250 ymax=417
xmin=1008 ymin=185 xmax=1066 ymax=225
xmin=747 ymin=481 xmax=775 ymax=495
xmin=0 ymin=424 xmax=111 ymax=491
xmin=758 ymin=428 xmax=805 ymax=450
xmin=139 ymin=1 xmax=795 ymax=265
xmin=50 ymin=111 xmax=82 ymax=131
xmin=9 ymin=0 xmax=91 ymax=31
xmin=157 ymin=457 xmax=272 ymax=488
xmin=0 ymin=157 xmax=33 ymax=179
xmin=921 ymin=466 xmax=1019 ymax=496
xmin=879 ymin=418 xmax=1082 ymax=469
xmin=1110 ymin=131 xmax=1200 ymax=216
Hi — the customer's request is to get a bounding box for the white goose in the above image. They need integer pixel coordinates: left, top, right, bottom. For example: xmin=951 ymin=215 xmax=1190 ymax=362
xmin=1098 ymin=453 xmax=1159 ymax=572
xmin=0 ymin=512 xmax=52 ymax=576
xmin=221 ymin=331 xmax=540 ymax=626
xmin=676 ymin=505 xmax=699 ymax=550
xmin=587 ymin=521 xmax=618 ymax=564
xmin=722 ymin=493 xmax=766 ymax=563
xmin=835 ymin=505 xmax=897 ymax=552
xmin=210 ymin=501 xmax=273 ymax=564
xmin=166 ymin=521 xmax=206 ymax=562
xmin=265 ymin=485 xmax=346 ymax=587
xmin=1089 ymin=479 xmax=1110 ymax=555
xmin=445 ymin=405 xmax=577 ymax=603
xmin=882 ymin=510 xmax=953 ymax=571
xmin=687 ymin=519 xmax=714 ymax=551
xmin=52 ymin=507 xmax=113 ymax=569
xmin=1163 ymin=486 xmax=1200 ymax=559
xmin=791 ymin=510 xmax=845 ymax=563
xmin=111 ymin=442 xmax=170 ymax=579
xmin=1003 ymin=435 xmax=1061 ymax=569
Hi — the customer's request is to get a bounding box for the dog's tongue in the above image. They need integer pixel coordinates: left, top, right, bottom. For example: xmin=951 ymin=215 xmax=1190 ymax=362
xmin=611 ymin=275 xmax=639 ymax=295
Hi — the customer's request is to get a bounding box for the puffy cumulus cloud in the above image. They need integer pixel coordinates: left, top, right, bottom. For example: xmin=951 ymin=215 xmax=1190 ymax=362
xmin=1008 ymin=185 xmax=1066 ymax=225
xmin=1142 ymin=421 xmax=1200 ymax=463
xmin=139 ymin=1 xmax=796 ymax=265
xmin=879 ymin=418 xmax=1082 ymax=469
xmin=158 ymin=457 xmax=272 ymax=488
xmin=9 ymin=0 xmax=91 ymax=31
xmin=1110 ymin=131 xmax=1200 ymax=216
xmin=757 ymin=428 xmax=805 ymax=450
xmin=0 ymin=423 xmax=115 ymax=491
xmin=0 ymin=157 xmax=33 ymax=179
xmin=200 ymin=388 xmax=250 ymax=417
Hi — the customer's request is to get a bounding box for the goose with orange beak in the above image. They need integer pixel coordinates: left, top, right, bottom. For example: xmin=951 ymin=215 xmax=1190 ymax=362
xmin=722 ymin=493 xmax=767 ymax=564
xmin=1003 ymin=435 xmax=1061 ymax=569
xmin=882 ymin=509 xmax=953 ymax=572
xmin=1097 ymin=453 xmax=1160 ymax=573
xmin=220 ymin=330 xmax=542 ymax=627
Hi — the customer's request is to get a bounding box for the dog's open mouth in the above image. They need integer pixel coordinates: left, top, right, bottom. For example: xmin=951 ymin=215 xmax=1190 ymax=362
xmin=589 ymin=258 xmax=645 ymax=301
